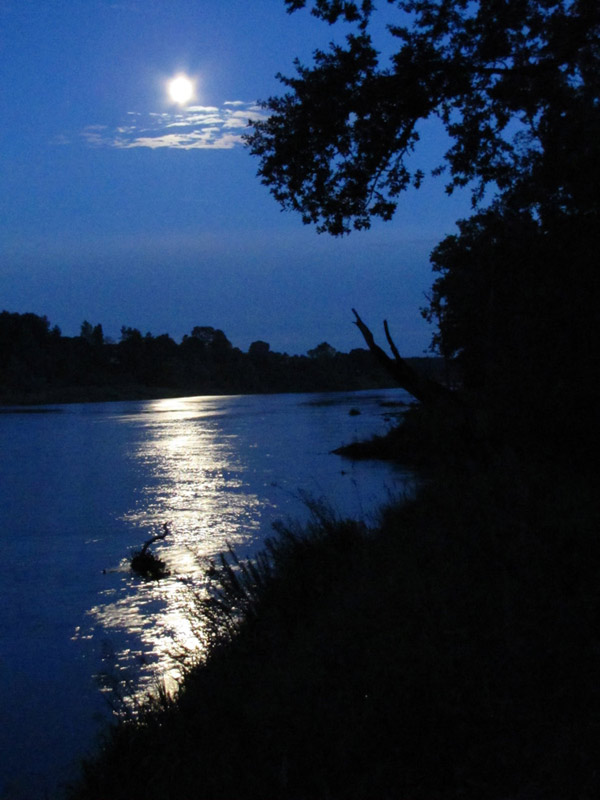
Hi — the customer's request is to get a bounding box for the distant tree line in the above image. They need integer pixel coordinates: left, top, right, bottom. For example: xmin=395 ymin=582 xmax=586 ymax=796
xmin=0 ymin=310 xmax=443 ymax=404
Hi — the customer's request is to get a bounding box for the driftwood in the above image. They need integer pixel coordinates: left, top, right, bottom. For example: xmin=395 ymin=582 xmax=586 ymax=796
xmin=138 ymin=522 xmax=170 ymax=556
xmin=352 ymin=309 xmax=454 ymax=406
xmin=130 ymin=523 xmax=170 ymax=579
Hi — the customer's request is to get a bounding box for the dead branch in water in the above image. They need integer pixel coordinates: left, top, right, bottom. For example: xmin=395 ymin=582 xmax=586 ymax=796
xmin=139 ymin=522 xmax=170 ymax=556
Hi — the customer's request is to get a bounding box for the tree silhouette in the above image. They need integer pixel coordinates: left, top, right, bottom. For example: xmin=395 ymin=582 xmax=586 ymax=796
xmin=247 ymin=0 xmax=599 ymax=453
xmin=247 ymin=0 xmax=599 ymax=234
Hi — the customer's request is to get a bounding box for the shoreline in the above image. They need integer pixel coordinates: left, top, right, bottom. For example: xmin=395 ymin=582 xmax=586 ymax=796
xmin=65 ymin=407 xmax=599 ymax=800
xmin=0 ymin=380 xmax=403 ymax=409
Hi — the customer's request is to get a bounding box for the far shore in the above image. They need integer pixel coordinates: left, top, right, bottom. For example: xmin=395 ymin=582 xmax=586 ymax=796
xmin=0 ymin=379 xmax=409 ymax=409
xmin=0 ymin=384 xmax=205 ymax=407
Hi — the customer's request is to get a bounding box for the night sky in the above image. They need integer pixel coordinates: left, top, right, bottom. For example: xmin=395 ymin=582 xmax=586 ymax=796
xmin=1 ymin=0 xmax=472 ymax=355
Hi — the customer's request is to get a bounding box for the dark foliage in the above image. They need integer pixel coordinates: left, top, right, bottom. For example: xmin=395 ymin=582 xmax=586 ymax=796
xmin=246 ymin=0 xmax=600 ymax=458
xmin=0 ymin=311 xmax=440 ymax=404
xmin=424 ymin=202 xmax=600 ymax=459
xmin=130 ymin=549 xmax=169 ymax=580
xmin=248 ymin=0 xmax=599 ymax=234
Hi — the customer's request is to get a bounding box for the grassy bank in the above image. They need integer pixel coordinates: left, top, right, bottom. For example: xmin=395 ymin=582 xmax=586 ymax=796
xmin=67 ymin=426 xmax=598 ymax=799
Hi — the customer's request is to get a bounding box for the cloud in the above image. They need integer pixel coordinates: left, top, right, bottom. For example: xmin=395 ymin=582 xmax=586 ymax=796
xmin=82 ymin=102 xmax=268 ymax=150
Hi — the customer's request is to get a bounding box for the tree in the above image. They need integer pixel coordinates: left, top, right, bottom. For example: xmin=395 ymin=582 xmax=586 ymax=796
xmin=190 ymin=325 xmax=217 ymax=344
xmin=80 ymin=321 xmax=104 ymax=347
xmin=249 ymin=340 xmax=271 ymax=357
xmin=80 ymin=320 xmax=94 ymax=343
xmin=424 ymin=193 xmax=600 ymax=446
xmin=92 ymin=324 xmax=104 ymax=348
xmin=0 ymin=311 xmax=61 ymax=393
xmin=120 ymin=325 xmax=143 ymax=343
xmin=307 ymin=341 xmax=337 ymax=358
xmin=186 ymin=326 xmax=233 ymax=355
xmin=246 ymin=0 xmax=599 ymax=451
xmin=209 ymin=329 xmax=233 ymax=356
xmin=247 ymin=0 xmax=599 ymax=234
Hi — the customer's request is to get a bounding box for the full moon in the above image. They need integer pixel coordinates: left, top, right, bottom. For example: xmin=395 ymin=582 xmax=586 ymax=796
xmin=168 ymin=75 xmax=195 ymax=105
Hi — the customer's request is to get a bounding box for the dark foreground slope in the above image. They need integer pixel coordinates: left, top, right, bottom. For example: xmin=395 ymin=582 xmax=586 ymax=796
xmin=67 ymin=422 xmax=599 ymax=800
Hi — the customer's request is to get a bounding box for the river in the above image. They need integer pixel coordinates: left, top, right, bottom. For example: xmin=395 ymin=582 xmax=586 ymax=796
xmin=0 ymin=389 xmax=412 ymax=799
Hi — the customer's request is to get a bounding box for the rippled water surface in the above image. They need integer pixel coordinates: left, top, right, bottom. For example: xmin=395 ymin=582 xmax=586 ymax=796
xmin=0 ymin=390 xmax=412 ymax=798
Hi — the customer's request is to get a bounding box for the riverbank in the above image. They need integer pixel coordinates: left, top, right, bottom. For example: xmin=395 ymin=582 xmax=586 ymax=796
xmin=0 ymin=383 xmax=192 ymax=407
xmin=0 ymin=375 xmax=406 ymax=408
xmin=66 ymin=413 xmax=599 ymax=800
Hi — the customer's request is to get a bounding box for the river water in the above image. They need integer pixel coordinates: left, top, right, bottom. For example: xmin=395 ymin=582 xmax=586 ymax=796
xmin=0 ymin=389 xmax=412 ymax=799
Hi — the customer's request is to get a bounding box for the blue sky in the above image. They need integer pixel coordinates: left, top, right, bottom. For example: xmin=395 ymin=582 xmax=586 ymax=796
xmin=0 ymin=0 xmax=471 ymax=355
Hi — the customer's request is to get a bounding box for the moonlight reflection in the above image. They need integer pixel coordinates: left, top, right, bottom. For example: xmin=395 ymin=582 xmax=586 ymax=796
xmin=75 ymin=392 xmax=407 ymax=709
xmin=83 ymin=396 xmax=266 ymax=705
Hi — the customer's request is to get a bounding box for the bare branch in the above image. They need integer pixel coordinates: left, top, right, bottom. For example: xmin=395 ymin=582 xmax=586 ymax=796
xmin=353 ymin=308 xmax=454 ymax=406
xmin=383 ymin=319 xmax=401 ymax=362
xmin=140 ymin=522 xmax=171 ymax=556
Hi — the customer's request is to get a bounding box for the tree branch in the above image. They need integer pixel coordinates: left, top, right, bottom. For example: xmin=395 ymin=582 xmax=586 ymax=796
xmin=384 ymin=319 xmax=402 ymax=362
xmin=352 ymin=309 xmax=454 ymax=405
xmin=140 ymin=522 xmax=170 ymax=556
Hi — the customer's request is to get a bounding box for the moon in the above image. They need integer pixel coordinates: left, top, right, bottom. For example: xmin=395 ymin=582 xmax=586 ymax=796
xmin=168 ymin=75 xmax=195 ymax=105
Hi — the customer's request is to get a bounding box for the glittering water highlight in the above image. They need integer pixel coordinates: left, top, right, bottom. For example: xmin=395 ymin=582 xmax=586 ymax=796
xmin=77 ymin=391 xmax=413 ymax=704
xmin=0 ymin=389 xmax=412 ymax=798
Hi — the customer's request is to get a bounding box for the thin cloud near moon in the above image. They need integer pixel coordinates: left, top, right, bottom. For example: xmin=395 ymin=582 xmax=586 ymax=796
xmin=81 ymin=101 xmax=268 ymax=150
